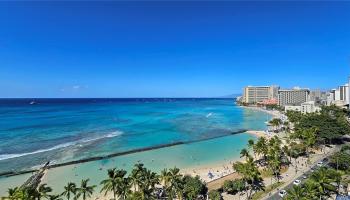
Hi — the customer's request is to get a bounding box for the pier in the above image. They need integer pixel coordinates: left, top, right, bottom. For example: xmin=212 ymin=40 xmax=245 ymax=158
xmin=20 ymin=162 xmax=50 ymax=190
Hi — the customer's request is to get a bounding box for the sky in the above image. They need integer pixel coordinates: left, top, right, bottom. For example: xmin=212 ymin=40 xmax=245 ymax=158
xmin=0 ymin=1 xmax=350 ymax=98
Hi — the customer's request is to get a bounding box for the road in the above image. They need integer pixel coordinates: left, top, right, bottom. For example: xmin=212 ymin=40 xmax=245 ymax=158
xmin=265 ymin=148 xmax=337 ymax=200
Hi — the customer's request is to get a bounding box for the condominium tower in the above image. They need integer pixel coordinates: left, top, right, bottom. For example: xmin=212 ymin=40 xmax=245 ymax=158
xmin=243 ymin=85 xmax=279 ymax=104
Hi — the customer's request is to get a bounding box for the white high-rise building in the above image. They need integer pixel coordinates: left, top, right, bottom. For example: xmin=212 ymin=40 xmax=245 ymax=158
xmin=327 ymin=82 xmax=349 ymax=107
xmin=327 ymin=89 xmax=336 ymax=106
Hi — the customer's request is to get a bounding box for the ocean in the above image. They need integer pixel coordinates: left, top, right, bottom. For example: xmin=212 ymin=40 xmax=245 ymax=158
xmin=0 ymin=98 xmax=270 ymax=194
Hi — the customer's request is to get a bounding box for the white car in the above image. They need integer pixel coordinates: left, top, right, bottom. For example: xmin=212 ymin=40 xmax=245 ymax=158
xmin=302 ymin=175 xmax=307 ymax=179
xmin=293 ymin=179 xmax=301 ymax=186
xmin=279 ymin=190 xmax=287 ymax=198
xmin=317 ymin=162 xmax=323 ymax=167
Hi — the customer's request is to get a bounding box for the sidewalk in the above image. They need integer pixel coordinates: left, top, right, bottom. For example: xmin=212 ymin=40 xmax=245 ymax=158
xmin=222 ymin=145 xmax=337 ymax=200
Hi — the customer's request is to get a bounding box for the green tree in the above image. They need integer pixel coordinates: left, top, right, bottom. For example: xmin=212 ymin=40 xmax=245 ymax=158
xmin=2 ymin=187 xmax=18 ymax=200
xmin=61 ymin=182 xmax=76 ymax=200
xmin=294 ymin=106 xmax=350 ymax=144
xmin=310 ymin=168 xmax=337 ymax=199
xmin=167 ymin=167 xmax=184 ymax=200
xmin=182 ymin=175 xmax=207 ymax=200
xmin=247 ymin=139 xmax=256 ymax=159
xmin=160 ymin=169 xmax=170 ymax=189
xmin=76 ymin=179 xmax=96 ymax=200
xmin=330 ymin=151 xmax=350 ymax=170
xmin=255 ymin=137 xmax=268 ymax=160
xmin=130 ymin=163 xmax=145 ymax=192
xmin=117 ymin=177 xmax=131 ymax=200
xmin=233 ymin=156 xmax=264 ymax=199
xmin=285 ymin=185 xmax=307 ymax=200
xmin=126 ymin=191 xmax=143 ymax=200
xmin=208 ymin=190 xmax=222 ymax=200
xmin=100 ymin=168 xmax=126 ymax=199
xmin=36 ymin=184 xmax=52 ymax=200
xmin=140 ymin=169 xmax=159 ymax=199
xmin=269 ymin=118 xmax=282 ymax=132
xmin=240 ymin=148 xmax=250 ymax=160
xmin=303 ymin=181 xmax=318 ymax=200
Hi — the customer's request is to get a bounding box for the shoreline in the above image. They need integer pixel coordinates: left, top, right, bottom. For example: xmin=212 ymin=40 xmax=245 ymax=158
xmin=0 ymin=104 xmax=277 ymax=199
xmin=239 ymin=105 xmax=282 ymax=119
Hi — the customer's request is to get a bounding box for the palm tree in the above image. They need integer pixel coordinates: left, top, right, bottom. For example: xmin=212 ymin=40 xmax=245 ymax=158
xmin=255 ymin=137 xmax=268 ymax=160
xmin=267 ymin=155 xmax=281 ymax=184
xmin=247 ymin=139 xmax=254 ymax=150
xmin=240 ymin=148 xmax=250 ymax=160
xmin=100 ymin=168 xmax=123 ymax=199
xmin=2 ymin=187 xmax=18 ymax=200
xmin=9 ymin=188 xmax=34 ymax=200
xmin=168 ymin=167 xmax=183 ymax=200
xmin=286 ymin=185 xmax=307 ymax=200
xmin=160 ymin=169 xmax=170 ymax=189
xmin=47 ymin=195 xmax=63 ymax=200
xmin=247 ymin=139 xmax=257 ymax=159
xmin=269 ymin=118 xmax=282 ymax=132
xmin=328 ymin=169 xmax=342 ymax=194
xmin=126 ymin=191 xmax=143 ymax=200
xmin=36 ymin=184 xmax=52 ymax=200
xmin=117 ymin=177 xmax=131 ymax=200
xmin=142 ymin=169 xmax=159 ymax=199
xmin=282 ymin=145 xmax=291 ymax=164
xmin=310 ymin=168 xmax=337 ymax=199
xmin=266 ymin=136 xmax=283 ymax=184
xmin=130 ymin=163 xmax=145 ymax=192
xmin=303 ymin=128 xmax=317 ymax=157
xmin=303 ymin=181 xmax=318 ymax=200
xmin=61 ymin=182 xmax=76 ymax=200
xmin=283 ymin=121 xmax=290 ymax=132
xmin=76 ymin=179 xmax=96 ymax=200
xmin=233 ymin=157 xmax=264 ymax=199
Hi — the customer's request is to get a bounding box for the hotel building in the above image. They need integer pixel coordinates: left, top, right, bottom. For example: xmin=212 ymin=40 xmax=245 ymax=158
xmin=242 ymin=85 xmax=279 ymax=104
xmin=278 ymin=88 xmax=310 ymax=106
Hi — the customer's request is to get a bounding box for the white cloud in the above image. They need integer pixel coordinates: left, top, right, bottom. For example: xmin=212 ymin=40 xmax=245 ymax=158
xmin=72 ymin=85 xmax=81 ymax=90
xmin=60 ymin=85 xmax=87 ymax=92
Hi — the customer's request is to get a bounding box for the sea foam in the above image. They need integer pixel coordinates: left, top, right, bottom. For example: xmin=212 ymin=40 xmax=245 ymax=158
xmin=0 ymin=131 xmax=123 ymax=161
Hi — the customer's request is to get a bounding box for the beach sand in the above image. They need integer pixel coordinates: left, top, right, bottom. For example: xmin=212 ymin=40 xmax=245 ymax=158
xmin=240 ymin=106 xmax=282 ymax=119
xmin=0 ymin=129 xmax=271 ymax=199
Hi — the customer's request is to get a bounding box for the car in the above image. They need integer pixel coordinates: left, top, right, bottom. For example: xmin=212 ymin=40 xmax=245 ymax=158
xmin=278 ymin=190 xmax=287 ymax=198
xmin=317 ymin=161 xmax=323 ymax=167
xmin=302 ymin=175 xmax=307 ymax=179
xmin=293 ymin=179 xmax=301 ymax=186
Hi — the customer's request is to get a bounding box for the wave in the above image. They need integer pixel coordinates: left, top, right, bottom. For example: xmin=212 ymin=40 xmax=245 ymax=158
xmin=206 ymin=112 xmax=213 ymax=118
xmin=0 ymin=131 xmax=123 ymax=161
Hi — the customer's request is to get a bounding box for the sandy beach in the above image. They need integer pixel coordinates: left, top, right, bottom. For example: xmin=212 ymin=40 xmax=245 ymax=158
xmin=240 ymin=105 xmax=282 ymax=119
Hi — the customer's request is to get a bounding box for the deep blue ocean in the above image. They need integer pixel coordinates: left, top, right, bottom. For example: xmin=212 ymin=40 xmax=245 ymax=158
xmin=0 ymin=98 xmax=270 ymax=173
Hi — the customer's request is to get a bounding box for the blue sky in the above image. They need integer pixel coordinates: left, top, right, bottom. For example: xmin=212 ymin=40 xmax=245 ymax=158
xmin=0 ymin=1 xmax=349 ymax=98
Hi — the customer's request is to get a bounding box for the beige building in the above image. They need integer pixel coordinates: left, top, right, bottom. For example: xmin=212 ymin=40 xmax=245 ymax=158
xmin=242 ymin=85 xmax=279 ymax=104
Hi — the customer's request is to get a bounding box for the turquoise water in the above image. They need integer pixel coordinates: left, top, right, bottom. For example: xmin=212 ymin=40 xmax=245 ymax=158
xmin=0 ymin=98 xmax=270 ymax=194
xmin=0 ymin=132 xmax=257 ymax=195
